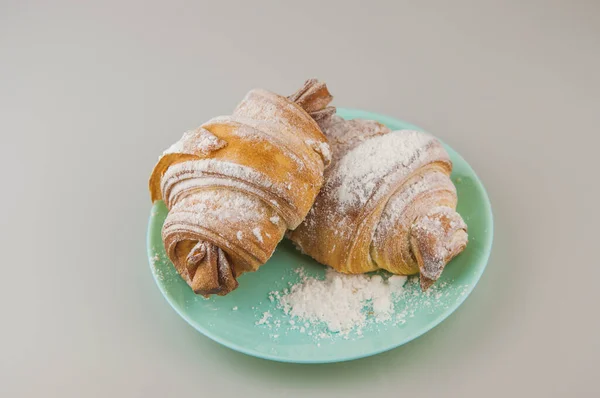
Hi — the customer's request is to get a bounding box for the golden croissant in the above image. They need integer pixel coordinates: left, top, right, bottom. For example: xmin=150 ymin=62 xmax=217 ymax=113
xmin=289 ymin=115 xmax=468 ymax=290
xmin=149 ymin=79 xmax=335 ymax=296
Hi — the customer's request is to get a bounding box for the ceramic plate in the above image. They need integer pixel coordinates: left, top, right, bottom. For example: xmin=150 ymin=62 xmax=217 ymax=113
xmin=147 ymin=108 xmax=493 ymax=363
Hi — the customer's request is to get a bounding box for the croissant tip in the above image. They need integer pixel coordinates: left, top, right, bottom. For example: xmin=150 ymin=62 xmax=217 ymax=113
xmin=174 ymin=241 xmax=240 ymax=297
xmin=287 ymin=79 xmax=334 ymax=123
xmin=191 ymin=275 xmax=239 ymax=297
xmin=193 ymin=279 xmax=239 ymax=297
xmin=194 ymin=286 xmax=223 ymax=297
xmin=420 ymin=275 xmax=436 ymax=291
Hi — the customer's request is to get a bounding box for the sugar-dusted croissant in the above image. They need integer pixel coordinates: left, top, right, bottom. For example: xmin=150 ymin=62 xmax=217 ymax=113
xmin=149 ymin=79 xmax=335 ymax=296
xmin=289 ymin=115 xmax=468 ymax=290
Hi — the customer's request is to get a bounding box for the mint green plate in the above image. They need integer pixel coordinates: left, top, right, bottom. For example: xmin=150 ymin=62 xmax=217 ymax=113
xmin=147 ymin=108 xmax=493 ymax=363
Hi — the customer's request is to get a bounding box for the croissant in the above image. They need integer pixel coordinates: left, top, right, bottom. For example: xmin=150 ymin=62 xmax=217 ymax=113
xmin=149 ymin=79 xmax=335 ymax=296
xmin=289 ymin=115 xmax=468 ymax=290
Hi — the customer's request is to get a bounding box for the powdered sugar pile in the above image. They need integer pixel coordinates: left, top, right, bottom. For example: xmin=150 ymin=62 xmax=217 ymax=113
xmin=276 ymin=268 xmax=407 ymax=334
xmin=247 ymin=265 xmax=471 ymax=343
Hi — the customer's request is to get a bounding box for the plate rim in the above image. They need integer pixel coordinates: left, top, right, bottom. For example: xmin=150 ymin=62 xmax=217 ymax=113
xmin=146 ymin=107 xmax=494 ymax=363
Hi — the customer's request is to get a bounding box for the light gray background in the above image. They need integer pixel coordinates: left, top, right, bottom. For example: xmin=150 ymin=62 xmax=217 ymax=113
xmin=1 ymin=0 xmax=598 ymax=396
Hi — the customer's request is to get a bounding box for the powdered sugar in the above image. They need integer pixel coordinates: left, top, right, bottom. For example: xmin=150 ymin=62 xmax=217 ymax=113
xmin=376 ymin=171 xmax=453 ymax=232
xmin=256 ymin=311 xmax=272 ymax=325
xmin=163 ymin=127 xmax=227 ymax=156
xmin=278 ymin=268 xmax=407 ymax=334
xmin=162 ymin=159 xmax=285 ymax=202
xmin=172 ymin=189 xmax=264 ymax=224
xmin=305 ymin=139 xmax=332 ymax=165
xmin=160 ymin=159 xmax=298 ymax=226
xmin=248 ymin=266 xmax=471 ymax=344
xmin=252 ymin=227 xmax=264 ymax=243
xmin=333 ymin=130 xmax=434 ymax=209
